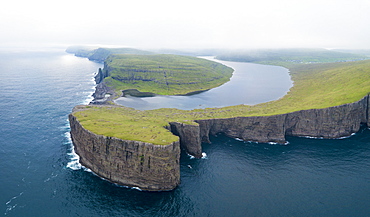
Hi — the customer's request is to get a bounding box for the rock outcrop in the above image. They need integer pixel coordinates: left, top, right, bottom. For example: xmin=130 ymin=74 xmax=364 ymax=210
xmin=90 ymin=66 xmax=115 ymax=104
xmin=94 ymin=68 xmax=110 ymax=84
xmin=169 ymin=122 xmax=202 ymax=158
xmin=69 ymin=112 xmax=180 ymax=191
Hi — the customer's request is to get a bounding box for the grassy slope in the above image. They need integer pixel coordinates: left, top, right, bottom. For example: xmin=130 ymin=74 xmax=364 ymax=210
xmin=74 ymin=59 xmax=370 ymax=145
xmin=88 ymin=48 xmax=154 ymax=62
xmin=216 ymin=48 xmax=368 ymax=63
xmin=103 ymin=54 xmax=234 ymax=95
xmin=66 ymin=46 xmax=154 ymax=60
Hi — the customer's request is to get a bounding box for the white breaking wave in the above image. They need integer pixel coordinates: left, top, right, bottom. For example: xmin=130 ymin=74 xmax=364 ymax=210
xmin=268 ymin=141 xmax=290 ymax=146
xmin=64 ymin=131 xmax=83 ymax=170
xmin=187 ymin=153 xmax=196 ymax=159
xmin=301 ymin=132 xmax=356 ymax=140
xmin=337 ymin=133 xmax=356 ymax=139
xmin=66 ymin=148 xmax=82 ymax=170
xmin=81 ymin=91 xmax=95 ymax=105
xmin=187 ymin=152 xmax=208 ymax=159
xmin=303 ymin=135 xmax=324 ymax=139
xmin=131 ymin=187 xmax=143 ymax=191
xmin=81 ymin=74 xmax=97 ymax=105
xmin=4 ymin=192 xmax=24 ymax=216
xmin=245 ymin=140 xmax=290 ymax=145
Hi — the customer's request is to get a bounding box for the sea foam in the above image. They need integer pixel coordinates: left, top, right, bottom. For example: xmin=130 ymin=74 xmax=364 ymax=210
xmin=64 ymin=131 xmax=83 ymax=170
xmin=187 ymin=152 xmax=208 ymax=159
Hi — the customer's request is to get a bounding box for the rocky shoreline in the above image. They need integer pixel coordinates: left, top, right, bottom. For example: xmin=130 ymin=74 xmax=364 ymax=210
xmin=192 ymin=94 xmax=369 ymax=155
xmin=68 ymin=48 xmax=370 ymax=191
xmin=69 ymin=94 xmax=369 ymax=190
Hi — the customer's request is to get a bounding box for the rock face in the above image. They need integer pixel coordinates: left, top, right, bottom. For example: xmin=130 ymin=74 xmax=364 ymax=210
xmin=69 ymin=113 xmax=180 ymax=191
xmin=169 ymin=122 xmax=202 ymax=158
xmin=94 ymin=68 xmax=110 ymax=84
xmin=90 ymin=67 xmax=115 ymax=104
xmin=196 ymin=114 xmax=288 ymax=144
xmin=69 ymin=94 xmax=369 ymax=191
xmin=179 ymin=94 xmax=370 ymax=155
xmin=284 ymin=97 xmax=368 ymax=138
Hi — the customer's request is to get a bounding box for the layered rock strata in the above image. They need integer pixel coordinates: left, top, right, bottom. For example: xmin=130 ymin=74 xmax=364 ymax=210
xmin=192 ymin=94 xmax=369 ymax=152
xmin=169 ymin=122 xmax=202 ymax=158
xmin=69 ymin=112 xmax=180 ymax=191
xmin=69 ymin=94 xmax=369 ymax=191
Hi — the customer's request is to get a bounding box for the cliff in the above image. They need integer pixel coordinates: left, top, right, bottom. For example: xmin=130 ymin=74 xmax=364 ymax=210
xmin=88 ymin=48 xmax=153 ymax=62
xmin=69 ymin=50 xmax=370 ymax=190
xmin=69 ymin=109 xmax=180 ymax=191
xmin=69 ymin=94 xmax=369 ymax=191
xmin=90 ymin=67 xmax=115 ymax=104
xmin=66 ymin=46 xmax=154 ymax=62
xmin=169 ymin=122 xmax=203 ymax=158
xmin=178 ymin=94 xmax=370 ymax=155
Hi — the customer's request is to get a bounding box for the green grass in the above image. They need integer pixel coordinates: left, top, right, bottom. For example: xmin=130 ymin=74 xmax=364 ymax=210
xmin=74 ymin=106 xmax=179 ymax=145
xmin=216 ymin=48 xmax=368 ymax=63
xmin=74 ymin=59 xmax=370 ymax=145
xmin=66 ymin=46 xmax=154 ymax=61
xmin=88 ymin=48 xmax=154 ymax=62
xmin=103 ymin=54 xmax=234 ymax=96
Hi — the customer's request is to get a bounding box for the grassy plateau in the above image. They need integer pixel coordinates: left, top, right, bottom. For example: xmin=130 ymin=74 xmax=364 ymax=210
xmin=73 ymin=55 xmax=370 ymax=146
xmin=103 ymin=54 xmax=234 ymax=96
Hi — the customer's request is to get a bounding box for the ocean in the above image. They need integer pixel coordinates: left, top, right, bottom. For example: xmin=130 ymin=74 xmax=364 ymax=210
xmin=1 ymin=49 xmax=370 ymax=216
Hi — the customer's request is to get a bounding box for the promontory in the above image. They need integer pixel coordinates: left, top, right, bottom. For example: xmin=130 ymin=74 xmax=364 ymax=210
xmin=69 ymin=47 xmax=370 ymax=191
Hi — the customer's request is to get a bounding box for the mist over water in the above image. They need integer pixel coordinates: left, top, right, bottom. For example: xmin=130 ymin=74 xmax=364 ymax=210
xmin=1 ymin=50 xmax=370 ymax=216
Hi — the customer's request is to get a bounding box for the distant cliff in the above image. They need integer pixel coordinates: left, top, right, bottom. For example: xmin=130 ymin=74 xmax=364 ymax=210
xmin=69 ymin=107 xmax=180 ymax=191
xmin=88 ymin=48 xmax=154 ymax=62
xmin=90 ymin=67 xmax=115 ymax=104
xmin=66 ymin=46 xmax=154 ymax=63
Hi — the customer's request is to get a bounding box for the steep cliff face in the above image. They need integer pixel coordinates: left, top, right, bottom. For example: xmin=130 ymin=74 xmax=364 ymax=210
xmin=94 ymin=68 xmax=110 ymax=84
xmin=90 ymin=66 xmax=115 ymax=104
xmin=284 ymin=96 xmax=368 ymax=138
xmin=69 ymin=113 xmax=180 ymax=191
xmin=169 ymin=122 xmax=202 ymax=158
xmin=173 ymin=95 xmax=370 ymax=156
xmin=367 ymin=95 xmax=370 ymax=126
xmin=196 ymin=114 xmax=287 ymax=144
xmin=69 ymin=95 xmax=370 ymax=190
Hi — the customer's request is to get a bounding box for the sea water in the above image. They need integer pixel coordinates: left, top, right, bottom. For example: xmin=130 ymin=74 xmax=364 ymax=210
xmin=1 ymin=49 xmax=370 ymax=216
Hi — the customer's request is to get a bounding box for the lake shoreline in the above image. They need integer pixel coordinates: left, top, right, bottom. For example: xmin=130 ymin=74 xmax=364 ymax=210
xmin=112 ymin=56 xmax=293 ymax=110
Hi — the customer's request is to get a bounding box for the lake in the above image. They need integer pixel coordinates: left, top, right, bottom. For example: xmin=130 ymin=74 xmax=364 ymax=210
xmin=114 ymin=56 xmax=293 ymax=110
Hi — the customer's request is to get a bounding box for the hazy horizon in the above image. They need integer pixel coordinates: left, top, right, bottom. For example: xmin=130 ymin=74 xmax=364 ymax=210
xmin=1 ymin=0 xmax=370 ymax=50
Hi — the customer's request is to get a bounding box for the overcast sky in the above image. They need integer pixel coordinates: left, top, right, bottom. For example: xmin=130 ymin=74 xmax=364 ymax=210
xmin=1 ymin=0 xmax=370 ymax=50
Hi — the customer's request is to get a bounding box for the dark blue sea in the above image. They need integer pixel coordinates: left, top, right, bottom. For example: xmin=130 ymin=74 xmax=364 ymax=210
xmin=1 ymin=48 xmax=370 ymax=216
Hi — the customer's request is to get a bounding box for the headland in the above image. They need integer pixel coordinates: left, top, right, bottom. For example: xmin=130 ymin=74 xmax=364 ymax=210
xmin=68 ymin=47 xmax=370 ymax=191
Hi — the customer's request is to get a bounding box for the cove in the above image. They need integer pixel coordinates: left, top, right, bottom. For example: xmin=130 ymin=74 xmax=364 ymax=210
xmin=114 ymin=57 xmax=293 ymax=110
